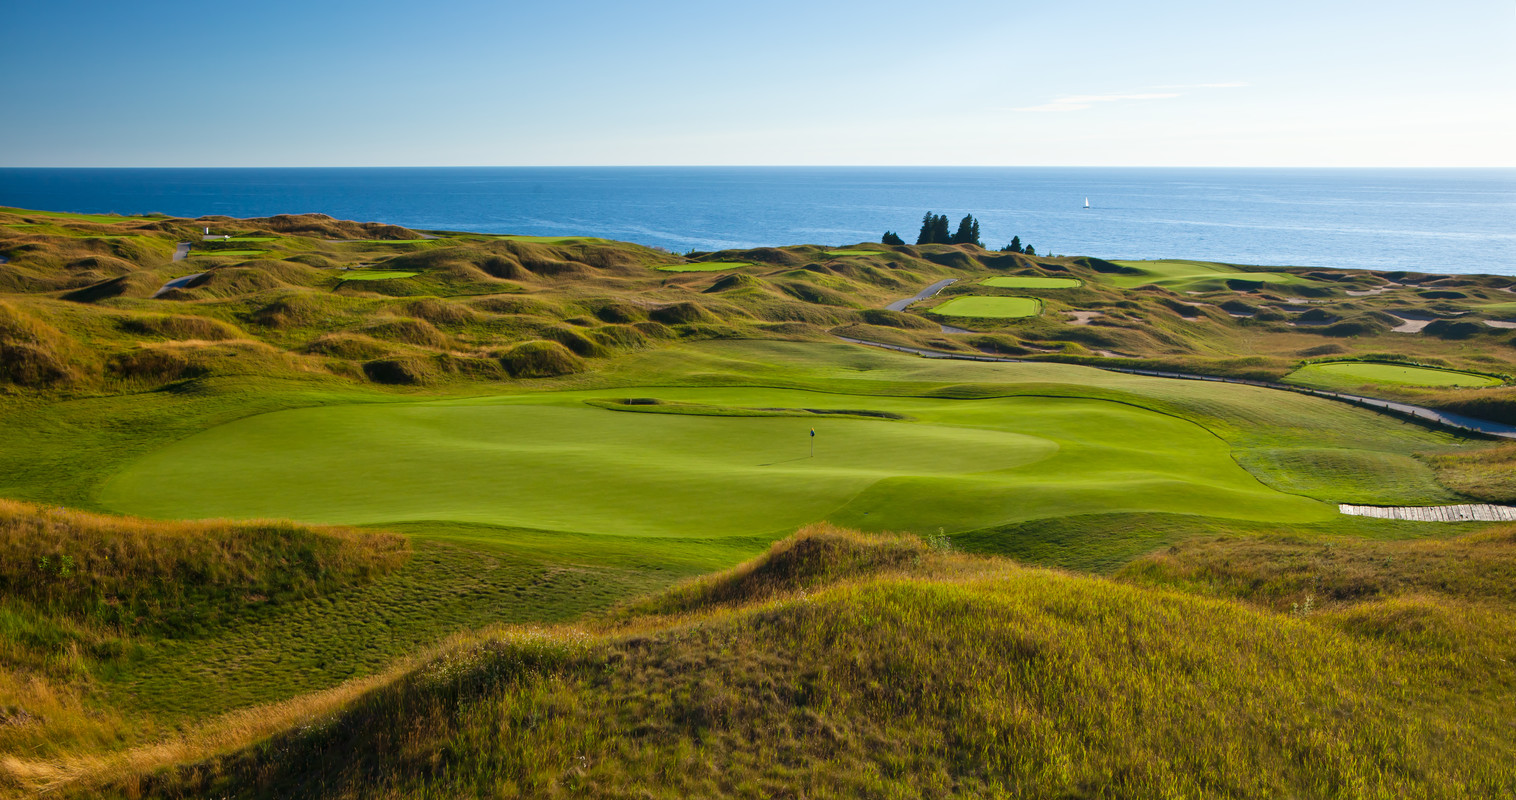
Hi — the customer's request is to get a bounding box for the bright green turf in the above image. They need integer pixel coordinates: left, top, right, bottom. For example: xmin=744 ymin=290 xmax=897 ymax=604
xmin=1476 ymin=300 xmax=1516 ymax=316
xmin=0 ymin=207 xmax=155 ymax=224
xmin=1286 ymin=361 xmax=1503 ymax=389
xmin=491 ymin=234 xmax=593 ymax=244
xmin=981 ymin=276 xmax=1082 ymax=289
xmin=97 ymin=386 xmax=1333 ymax=537
xmin=655 ymin=261 xmax=752 ymax=272
xmin=192 ymin=250 xmax=269 ymax=258
xmin=225 ymin=237 xmax=279 ymax=242
xmin=1109 ymin=260 xmax=1316 ymax=291
xmin=931 ymin=296 xmax=1042 ymax=318
xmin=337 ymin=270 xmax=420 ymax=281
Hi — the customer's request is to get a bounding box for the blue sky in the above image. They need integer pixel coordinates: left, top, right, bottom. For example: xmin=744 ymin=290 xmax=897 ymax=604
xmin=3 ymin=0 xmax=1511 ymax=167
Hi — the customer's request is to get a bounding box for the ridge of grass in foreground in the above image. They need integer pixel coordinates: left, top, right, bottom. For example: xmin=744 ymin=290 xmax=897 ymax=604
xmin=34 ymin=524 xmax=1513 ymax=799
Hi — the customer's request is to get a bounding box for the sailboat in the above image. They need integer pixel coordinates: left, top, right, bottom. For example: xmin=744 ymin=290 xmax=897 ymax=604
xmin=1083 ymin=197 xmax=1091 ymax=210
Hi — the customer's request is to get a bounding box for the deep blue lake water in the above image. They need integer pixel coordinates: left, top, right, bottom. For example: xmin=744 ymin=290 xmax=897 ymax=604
xmin=2 ymin=167 xmax=1512 ymax=275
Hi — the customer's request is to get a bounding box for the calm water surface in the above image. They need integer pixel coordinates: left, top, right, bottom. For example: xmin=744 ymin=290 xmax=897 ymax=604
xmin=2 ymin=167 xmax=1511 ymax=275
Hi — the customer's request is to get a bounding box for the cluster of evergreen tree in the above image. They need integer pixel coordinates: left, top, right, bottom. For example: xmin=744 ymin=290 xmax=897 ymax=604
xmin=999 ymin=236 xmax=1035 ymax=256
xmin=884 ymin=212 xmax=981 ymax=246
xmin=878 ymin=212 xmax=1037 ymax=255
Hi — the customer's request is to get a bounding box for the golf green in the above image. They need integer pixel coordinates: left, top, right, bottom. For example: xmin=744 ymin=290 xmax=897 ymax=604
xmin=97 ymin=387 xmax=1331 ymax=538
xmin=1288 ymin=362 xmax=1502 ymax=389
xmin=192 ymin=250 xmax=269 ymax=258
xmin=981 ymin=276 xmax=1082 ymax=289
xmin=338 ymin=270 xmax=419 ymax=281
xmin=931 ymin=296 xmax=1042 ymax=318
xmin=1108 ymin=260 xmax=1314 ymax=291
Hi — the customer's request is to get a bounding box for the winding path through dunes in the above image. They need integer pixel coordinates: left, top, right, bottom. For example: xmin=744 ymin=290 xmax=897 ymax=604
xmin=152 ymin=272 xmax=205 ymax=298
xmin=172 ymin=241 xmax=190 ymax=262
xmin=1340 ymin=503 xmax=1516 ymax=522
xmin=886 ymin=278 xmax=957 ymax=311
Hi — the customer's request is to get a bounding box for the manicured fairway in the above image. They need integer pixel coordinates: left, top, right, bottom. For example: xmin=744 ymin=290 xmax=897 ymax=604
xmin=1287 ymin=361 xmax=1503 ymax=389
xmin=1109 ymin=260 xmax=1315 ymax=291
xmin=338 ymin=270 xmax=419 ymax=281
xmin=656 ymin=261 xmax=752 ymax=272
xmin=931 ymin=296 xmax=1042 ymax=318
xmin=97 ymin=387 xmax=1333 ymax=538
xmin=192 ymin=250 xmax=269 ymax=258
xmin=981 ymin=276 xmax=1082 ymax=289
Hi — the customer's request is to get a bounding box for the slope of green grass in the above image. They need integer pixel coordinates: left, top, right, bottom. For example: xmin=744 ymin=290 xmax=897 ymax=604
xmin=930 ymin=295 xmax=1042 ymax=318
xmin=96 ymin=387 xmax=1334 ymax=536
xmin=1108 ymin=259 xmax=1317 ymax=290
xmin=1287 ymin=361 xmax=1504 ymax=389
xmin=656 ymin=261 xmax=752 ymax=272
xmin=189 ymin=249 xmax=269 ymax=258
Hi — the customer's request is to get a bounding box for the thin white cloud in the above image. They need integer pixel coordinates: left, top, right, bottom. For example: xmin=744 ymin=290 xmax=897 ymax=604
xmin=1150 ymin=81 xmax=1251 ymax=90
xmin=1014 ymin=92 xmax=1180 ymax=113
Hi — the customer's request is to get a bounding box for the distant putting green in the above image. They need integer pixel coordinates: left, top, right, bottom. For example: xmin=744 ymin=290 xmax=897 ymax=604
xmin=338 ymin=270 xmax=419 ymax=281
xmin=192 ymin=250 xmax=269 ymax=258
xmin=932 ymin=296 xmax=1042 ymax=318
xmin=1287 ymin=362 xmax=1503 ymax=389
xmin=657 ymin=261 xmax=752 ymax=272
xmin=982 ymin=276 xmax=1082 ymax=289
xmin=1109 ymin=260 xmax=1316 ymax=292
xmin=97 ymin=387 xmax=1332 ymax=538
xmin=226 ymin=237 xmax=278 ymax=242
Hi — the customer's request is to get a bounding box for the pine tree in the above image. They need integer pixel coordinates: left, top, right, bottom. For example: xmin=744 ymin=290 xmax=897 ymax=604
xmin=882 ymin=231 xmax=904 ymax=246
xmin=916 ymin=213 xmax=952 ymax=244
xmin=915 ymin=212 xmax=936 ymax=245
xmin=1023 ymin=244 xmax=1036 ymax=256
xmin=1002 ymin=235 xmax=1021 ymax=254
xmin=951 ymin=214 xmax=981 ymax=246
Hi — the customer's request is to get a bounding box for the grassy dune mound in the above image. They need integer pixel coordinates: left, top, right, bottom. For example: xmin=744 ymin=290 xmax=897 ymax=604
xmin=499 ymin=340 xmax=585 ymax=377
xmin=0 ymin=499 xmax=408 ymax=635
xmin=85 ymin=527 xmax=1515 ymax=799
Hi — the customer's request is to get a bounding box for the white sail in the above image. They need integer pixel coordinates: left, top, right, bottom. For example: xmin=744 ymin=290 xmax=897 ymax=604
xmin=1084 ymin=197 xmax=1090 ymax=209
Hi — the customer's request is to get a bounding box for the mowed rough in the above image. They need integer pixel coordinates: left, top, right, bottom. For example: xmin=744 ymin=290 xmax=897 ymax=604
xmin=98 ymin=388 xmax=1332 ymax=536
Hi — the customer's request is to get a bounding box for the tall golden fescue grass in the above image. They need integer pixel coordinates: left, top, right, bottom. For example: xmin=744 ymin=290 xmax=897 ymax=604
xmin=29 ymin=524 xmax=1512 ymax=799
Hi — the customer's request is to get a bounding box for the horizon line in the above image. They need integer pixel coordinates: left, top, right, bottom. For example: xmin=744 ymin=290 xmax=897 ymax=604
xmin=4 ymin=164 xmax=1515 ymax=171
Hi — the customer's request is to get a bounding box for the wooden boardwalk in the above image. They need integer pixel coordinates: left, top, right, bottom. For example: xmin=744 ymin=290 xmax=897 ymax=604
xmin=1339 ymin=503 xmax=1516 ymax=522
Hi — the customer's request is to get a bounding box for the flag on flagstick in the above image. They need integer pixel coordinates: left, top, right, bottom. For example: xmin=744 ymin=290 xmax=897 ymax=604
xmin=810 ymin=427 xmax=815 ymax=457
